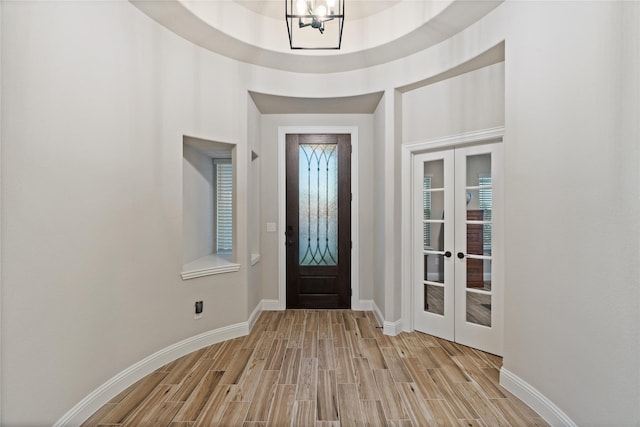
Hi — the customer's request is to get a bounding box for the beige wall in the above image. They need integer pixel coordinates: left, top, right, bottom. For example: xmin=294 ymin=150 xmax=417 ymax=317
xmin=402 ymin=63 xmax=505 ymax=143
xmin=499 ymin=2 xmax=639 ymax=422
xmin=1 ymin=2 xmax=251 ymax=424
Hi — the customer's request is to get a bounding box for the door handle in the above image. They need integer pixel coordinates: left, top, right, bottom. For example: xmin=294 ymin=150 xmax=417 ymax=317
xmin=457 ymin=252 xmax=466 ymax=259
xmin=444 ymin=251 xmax=452 ymax=258
xmin=285 ymin=226 xmax=295 ymax=247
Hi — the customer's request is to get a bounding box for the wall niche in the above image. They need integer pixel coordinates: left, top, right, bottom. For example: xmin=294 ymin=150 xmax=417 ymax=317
xmin=182 ymin=135 xmax=239 ymax=279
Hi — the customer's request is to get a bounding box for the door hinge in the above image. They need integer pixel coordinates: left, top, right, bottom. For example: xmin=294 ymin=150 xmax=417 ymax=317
xmin=350 ymin=241 xmax=353 ymax=249
xmin=350 ymin=193 xmax=353 ymax=202
xmin=350 ymin=288 xmax=352 ymax=296
xmin=350 ymin=145 xmax=353 ymax=154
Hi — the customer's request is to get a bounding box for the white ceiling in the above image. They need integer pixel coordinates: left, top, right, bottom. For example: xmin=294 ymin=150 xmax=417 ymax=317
xmin=131 ymin=0 xmax=503 ymax=74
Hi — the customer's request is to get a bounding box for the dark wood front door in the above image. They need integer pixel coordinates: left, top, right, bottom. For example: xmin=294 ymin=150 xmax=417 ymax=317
xmin=286 ymin=134 xmax=351 ymax=309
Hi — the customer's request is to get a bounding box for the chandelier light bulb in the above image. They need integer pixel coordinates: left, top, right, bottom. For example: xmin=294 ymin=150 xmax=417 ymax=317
xmin=296 ymin=0 xmax=308 ymax=15
xmin=327 ymin=0 xmax=336 ymax=13
xmin=316 ymin=4 xmax=327 ymax=17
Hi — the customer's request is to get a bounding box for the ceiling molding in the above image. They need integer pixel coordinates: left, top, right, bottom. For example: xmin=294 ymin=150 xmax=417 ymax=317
xmin=397 ymin=41 xmax=505 ymax=93
xmin=130 ymin=0 xmax=503 ymax=74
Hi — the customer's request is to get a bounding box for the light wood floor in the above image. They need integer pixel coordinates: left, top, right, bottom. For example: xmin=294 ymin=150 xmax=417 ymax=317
xmin=82 ymin=310 xmax=548 ymax=426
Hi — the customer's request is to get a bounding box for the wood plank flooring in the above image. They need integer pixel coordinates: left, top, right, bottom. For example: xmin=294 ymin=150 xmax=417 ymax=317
xmin=82 ymin=310 xmax=548 ymax=426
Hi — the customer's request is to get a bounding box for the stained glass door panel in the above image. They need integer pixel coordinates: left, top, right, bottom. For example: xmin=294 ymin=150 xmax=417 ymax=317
xmin=299 ymin=144 xmax=338 ymax=266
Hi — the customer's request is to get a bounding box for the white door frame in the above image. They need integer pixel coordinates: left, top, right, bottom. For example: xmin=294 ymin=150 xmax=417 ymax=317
xmin=400 ymin=127 xmax=504 ymax=332
xmin=277 ymin=126 xmax=360 ymax=310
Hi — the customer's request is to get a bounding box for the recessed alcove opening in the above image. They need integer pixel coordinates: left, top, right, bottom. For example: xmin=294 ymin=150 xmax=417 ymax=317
xmin=182 ymin=135 xmax=240 ymax=280
xmin=250 ymin=150 xmax=261 ymax=266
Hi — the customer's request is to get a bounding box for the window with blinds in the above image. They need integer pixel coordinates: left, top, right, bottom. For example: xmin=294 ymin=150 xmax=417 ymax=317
xmin=478 ymin=174 xmax=492 ymax=252
xmin=215 ymin=162 xmax=233 ymax=254
xmin=423 ymin=176 xmax=432 ymax=248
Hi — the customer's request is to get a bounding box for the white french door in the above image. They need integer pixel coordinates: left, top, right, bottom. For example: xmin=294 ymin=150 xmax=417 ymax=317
xmin=413 ymin=143 xmax=503 ymax=356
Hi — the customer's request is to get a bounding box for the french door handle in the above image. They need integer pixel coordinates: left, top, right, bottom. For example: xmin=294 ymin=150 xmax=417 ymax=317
xmin=444 ymin=251 xmax=452 ymax=258
xmin=457 ymin=252 xmax=466 ymax=259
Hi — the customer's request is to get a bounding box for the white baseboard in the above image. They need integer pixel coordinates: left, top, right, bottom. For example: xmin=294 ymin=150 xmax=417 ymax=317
xmin=499 ymin=368 xmax=577 ymax=427
xmin=382 ymin=319 xmax=402 ymax=336
xmin=371 ymin=301 xmax=402 ymax=336
xmin=55 ymin=315 xmax=257 ymax=426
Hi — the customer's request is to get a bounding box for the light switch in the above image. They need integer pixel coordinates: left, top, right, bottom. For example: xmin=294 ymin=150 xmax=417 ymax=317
xmin=266 ymin=222 xmax=277 ymax=233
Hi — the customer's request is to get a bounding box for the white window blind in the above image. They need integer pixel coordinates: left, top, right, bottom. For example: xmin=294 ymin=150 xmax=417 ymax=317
xmin=423 ymin=176 xmax=432 ymax=248
xmin=216 ymin=162 xmax=233 ymax=253
xmin=478 ymin=174 xmax=492 ymax=251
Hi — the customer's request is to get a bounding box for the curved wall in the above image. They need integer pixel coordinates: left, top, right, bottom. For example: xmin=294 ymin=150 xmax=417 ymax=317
xmin=1 ymin=1 xmax=638 ymax=425
xmin=1 ymin=2 xmax=254 ymax=424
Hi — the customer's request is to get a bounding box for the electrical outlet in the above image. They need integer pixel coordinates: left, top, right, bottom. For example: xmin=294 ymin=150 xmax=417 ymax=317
xmin=195 ymin=301 xmax=203 ymax=319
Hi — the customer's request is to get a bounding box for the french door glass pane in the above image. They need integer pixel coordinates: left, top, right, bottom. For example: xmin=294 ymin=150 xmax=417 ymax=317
xmin=466 ymin=292 xmax=491 ymax=327
xmin=466 ymin=259 xmax=492 ymax=291
xmin=424 ymin=254 xmax=445 ymax=284
xmin=424 ymin=159 xmax=444 ymax=187
xmin=425 ymin=284 xmax=444 ymax=315
xmin=466 ymin=224 xmax=492 ymax=256
xmin=466 ymin=154 xmax=491 ymax=187
xmin=465 ymin=188 xmax=493 ymax=212
xmin=425 ymin=222 xmax=445 ymax=252
xmin=299 ymin=144 xmax=338 ymax=266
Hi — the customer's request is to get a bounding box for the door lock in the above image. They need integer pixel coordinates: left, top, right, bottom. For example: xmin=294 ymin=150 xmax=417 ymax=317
xmin=457 ymin=252 xmax=466 ymax=259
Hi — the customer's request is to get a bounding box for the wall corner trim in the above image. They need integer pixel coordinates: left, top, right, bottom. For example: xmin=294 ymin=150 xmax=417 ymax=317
xmin=499 ymin=368 xmax=577 ymax=427
xmin=371 ymin=301 xmax=401 ymax=336
xmin=382 ymin=319 xmax=402 ymax=336
xmin=54 ymin=319 xmax=251 ymax=426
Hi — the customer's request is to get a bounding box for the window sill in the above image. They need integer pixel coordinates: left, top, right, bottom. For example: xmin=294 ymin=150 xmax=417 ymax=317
xmin=251 ymin=253 xmax=261 ymax=266
xmin=181 ymin=254 xmax=240 ymax=280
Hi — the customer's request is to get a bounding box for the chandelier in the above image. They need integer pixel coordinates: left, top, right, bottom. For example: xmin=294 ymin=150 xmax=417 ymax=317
xmin=286 ymin=0 xmax=344 ymax=49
